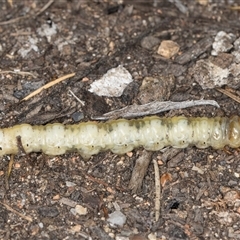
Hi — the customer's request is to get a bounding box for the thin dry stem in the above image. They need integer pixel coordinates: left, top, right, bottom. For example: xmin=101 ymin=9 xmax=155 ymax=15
xmin=35 ymin=0 xmax=55 ymax=17
xmin=0 ymin=201 xmax=33 ymax=222
xmin=21 ymin=73 xmax=75 ymax=101
xmin=68 ymin=89 xmax=85 ymax=106
xmin=0 ymin=70 xmax=37 ymax=78
xmin=0 ymin=0 xmax=54 ymax=25
xmin=216 ymin=88 xmax=240 ymax=104
xmin=153 ymin=159 xmax=161 ymax=222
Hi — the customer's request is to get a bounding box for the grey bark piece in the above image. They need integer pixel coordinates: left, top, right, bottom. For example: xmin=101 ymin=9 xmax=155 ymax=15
xmin=128 ymin=150 xmax=153 ymax=193
xmin=175 ymin=37 xmax=213 ymax=65
xmin=167 ymin=152 xmax=185 ymax=168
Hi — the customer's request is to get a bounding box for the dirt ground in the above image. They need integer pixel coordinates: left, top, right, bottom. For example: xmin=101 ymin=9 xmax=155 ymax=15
xmin=0 ymin=0 xmax=240 ymax=239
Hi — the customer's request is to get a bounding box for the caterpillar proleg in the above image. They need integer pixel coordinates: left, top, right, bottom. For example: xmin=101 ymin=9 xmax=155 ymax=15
xmin=0 ymin=116 xmax=240 ymax=159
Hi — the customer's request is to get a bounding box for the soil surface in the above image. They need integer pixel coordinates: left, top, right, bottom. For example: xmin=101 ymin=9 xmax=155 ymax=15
xmin=0 ymin=1 xmax=240 ymax=239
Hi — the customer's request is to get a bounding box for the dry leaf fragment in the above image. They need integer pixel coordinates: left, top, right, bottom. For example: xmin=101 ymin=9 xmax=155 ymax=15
xmin=160 ymin=173 xmax=172 ymax=187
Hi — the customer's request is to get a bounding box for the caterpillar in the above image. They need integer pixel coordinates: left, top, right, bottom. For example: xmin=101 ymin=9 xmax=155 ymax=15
xmin=0 ymin=116 xmax=240 ymax=159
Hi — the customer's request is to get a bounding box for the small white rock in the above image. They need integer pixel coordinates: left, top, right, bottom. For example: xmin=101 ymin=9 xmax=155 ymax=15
xmin=65 ymin=181 xmax=76 ymax=187
xmin=37 ymin=22 xmax=57 ymax=43
xmin=75 ymin=204 xmax=88 ymax=215
xmin=38 ymin=222 xmax=44 ymax=228
xmin=234 ymin=172 xmax=239 ymax=178
xmin=107 ymin=210 xmax=126 ymax=228
xmin=211 ymin=31 xmax=236 ymax=56
xmin=116 ymin=235 xmax=129 ymax=240
xmin=89 ymin=65 xmax=133 ymax=97
xmin=192 ymin=165 xmax=204 ymax=175
xmin=148 ymin=232 xmax=157 ymax=240
xmin=70 ymin=207 xmax=77 ymax=215
xmin=18 ymin=37 xmax=39 ymax=58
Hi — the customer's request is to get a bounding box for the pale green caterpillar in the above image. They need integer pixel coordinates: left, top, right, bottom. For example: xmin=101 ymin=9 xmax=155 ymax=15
xmin=0 ymin=116 xmax=240 ymax=159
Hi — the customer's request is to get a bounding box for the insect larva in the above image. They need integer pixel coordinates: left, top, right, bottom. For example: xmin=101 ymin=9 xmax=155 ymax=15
xmin=0 ymin=116 xmax=240 ymax=159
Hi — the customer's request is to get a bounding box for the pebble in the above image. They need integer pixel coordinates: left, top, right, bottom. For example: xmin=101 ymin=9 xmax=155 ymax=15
xmin=65 ymin=181 xmax=77 ymax=187
xmin=211 ymin=31 xmax=236 ymax=56
xmin=197 ymin=0 xmax=208 ymax=5
xmin=107 ymin=210 xmax=126 ymax=228
xmin=232 ymin=50 xmax=240 ymax=63
xmin=72 ymin=112 xmax=84 ymax=122
xmin=70 ymin=207 xmax=77 ymax=216
xmin=69 ymin=224 xmax=82 ymax=234
xmin=137 ymin=75 xmax=175 ymax=104
xmin=147 ymin=232 xmax=157 ymax=240
xmin=30 ymin=225 xmax=40 ymax=236
xmin=116 ymin=235 xmax=129 ymax=240
xmin=18 ymin=37 xmax=39 ymax=58
xmin=37 ymin=22 xmax=57 ymax=43
xmin=192 ymin=165 xmax=205 ymax=175
xmin=89 ymin=65 xmax=133 ymax=97
xmin=59 ymin=197 xmax=77 ymax=208
xmin=191 ymin=59 xmax=229 ymax=89
xmin=234 ymin=172 xmax=240 ymax=178
xmin=38 ymin=222 xmax=44 ymax=228
xmin=38 ymin=206 xmax=59 ymax=217
xmin=75 ymin=204 xmax=88 ymax=215
xmin=223 ymin=190 xmax=240 ymax=202
xmin=157 ymin=40 xmax=180 ymax=58
xmin=141 ymin=36 xmax=160 ymax=50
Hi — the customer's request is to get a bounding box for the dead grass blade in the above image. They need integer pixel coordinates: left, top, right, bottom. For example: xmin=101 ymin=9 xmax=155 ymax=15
xmin=153 ymin=159 xmax=161 ymax=222
xmin=0 ymin=201 xmax=33 ymax=222
xmin=21 ymin=73 xmax=75 ymax=101
xmin=216 ymin=88 xmax=240 ymax=104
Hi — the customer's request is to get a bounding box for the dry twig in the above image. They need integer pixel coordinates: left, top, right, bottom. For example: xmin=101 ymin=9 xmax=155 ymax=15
xmin=229 ymin=6 xmax=240 ymax=10
xmin=68 ymin=89 xmax=85 ymax=106
xmin=0 ymin=0 xmax=54 ymax=25
xmin=92 ymin=100 xmax=220 ymax=120
xmin=0 ymin=70 xmax=37 ymax=78
xmin=0 ymin=15 xmax=29 ymax=25
xmin=35 ymin=0 xmax=55 ymax=17
xmin=85 ymin=174 xmax=115 ymax=194
xmin=216 ymin=88 xmax=240 ymax=104
xmin=21 ymin=73 xmax=75 ymax=101
xmin=153 ymin=159 xmax=161 ymax=222
xmin=5 ymin=155 xmax=15 ymax=190
xmin=7 ymin=155 xmax=14 ymax=178
xmin=0 ymin=201 xmax=33 ymax=222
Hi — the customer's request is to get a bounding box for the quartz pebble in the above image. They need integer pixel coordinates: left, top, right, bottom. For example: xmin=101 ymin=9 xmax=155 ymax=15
xmin=107 ymin=210 xmax=126 ymax=228
xmin=211 ymin=31 xmax=236 ymax=56
xmin=89 ymin=66 xmax=133 ymax=97
xmin=75 ymin=204 xmax=88 ymax=215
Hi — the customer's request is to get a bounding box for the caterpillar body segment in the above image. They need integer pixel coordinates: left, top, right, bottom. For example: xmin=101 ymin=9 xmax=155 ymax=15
xmin=0 ymin=116 xmax=240 ymax=158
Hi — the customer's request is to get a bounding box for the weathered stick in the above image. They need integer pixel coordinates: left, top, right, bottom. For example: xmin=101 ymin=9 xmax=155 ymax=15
xmin=92 ymin=100 xmax=219 ymax=120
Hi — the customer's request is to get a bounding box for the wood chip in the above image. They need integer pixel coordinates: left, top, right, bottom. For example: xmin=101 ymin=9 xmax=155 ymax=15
xmin=128 ymin=150 xmax=153 ymax=193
